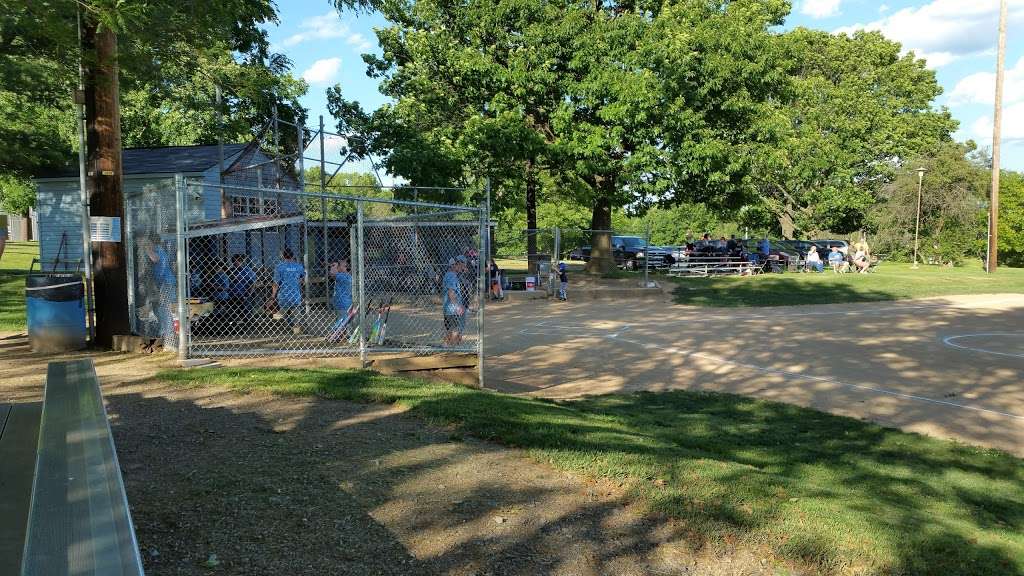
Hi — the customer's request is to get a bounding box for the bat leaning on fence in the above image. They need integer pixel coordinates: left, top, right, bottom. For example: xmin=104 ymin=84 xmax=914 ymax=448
xmin=376 ymin=298 xmax=394 ymax=345
xmin=369 ymin=298 xmax=390 ymax=343
xmin=347 ymin=299 xmax=374 ymax=344
xmin=327 ymin=303 xmax=358 ymax=343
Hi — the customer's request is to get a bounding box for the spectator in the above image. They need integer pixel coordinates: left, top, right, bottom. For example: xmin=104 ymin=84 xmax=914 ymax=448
xmin=327 ymin=259 xmax=353 ymax=341
xmin=805 ymin=245 xmax=823 ymax=272
xmin=271 ymin=247 xmax=305 ymax=334
xmin=852 ymin=248 xmax=870 ymax=273
xmin=726 ymin=234 xmax=737 ymax=254
xmin=828 ymin=246 xmax=848 ymax=273
xmin=758 ymin=236 xmax=771 ymax=259
xmin=443 ymin=256 xmax=468 ymax=346
xmin=558 ymin=262 xmax=568 ymax=301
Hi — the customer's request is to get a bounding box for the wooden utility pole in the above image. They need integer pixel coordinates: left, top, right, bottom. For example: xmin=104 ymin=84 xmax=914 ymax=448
xmin=83 ymin=18 xmax=129 ymax=347
xmin=989 ymin=0 xmax=1007 ymax=273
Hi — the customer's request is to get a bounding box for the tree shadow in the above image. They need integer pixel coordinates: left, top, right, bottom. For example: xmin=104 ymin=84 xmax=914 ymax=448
xmin=104 ymin=377 xmax=758 ymax=576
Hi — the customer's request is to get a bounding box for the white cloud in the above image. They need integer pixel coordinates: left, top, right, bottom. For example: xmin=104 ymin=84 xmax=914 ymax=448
xmin=834 ymin=0 xmax=1024 ymax=68
xmin=282 ymin=11 xmax=348 ymax=47
xmin=878 ymin=4 xmax=890 ymax=14
xmin=346 ymin=33 xmax=374 ymax=52
xmin=301 ymin=58 xmax=342 ymax=85
xmin=801 ymin=0 xmax=842 ymax=18
xmin=949 ymin=57 xmax=1024 ymax=106
xmin=971 ymin=101 xmax=1024 ymax=145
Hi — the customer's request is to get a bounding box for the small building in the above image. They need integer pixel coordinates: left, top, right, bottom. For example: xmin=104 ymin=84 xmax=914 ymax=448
xmin=33 ymin=143 xmax=298 ymax=268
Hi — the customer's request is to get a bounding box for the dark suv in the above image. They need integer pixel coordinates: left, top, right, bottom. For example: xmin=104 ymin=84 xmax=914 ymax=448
xmin=574 ymin=235 xmax=671 ymax=270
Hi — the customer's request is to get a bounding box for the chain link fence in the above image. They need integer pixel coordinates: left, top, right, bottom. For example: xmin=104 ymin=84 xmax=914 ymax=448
xmin=126 ymin=175 xmax=486 ymax=379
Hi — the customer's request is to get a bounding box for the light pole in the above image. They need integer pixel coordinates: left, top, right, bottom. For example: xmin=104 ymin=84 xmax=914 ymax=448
xmin=911 ymin=167 xmax=926 ymax=269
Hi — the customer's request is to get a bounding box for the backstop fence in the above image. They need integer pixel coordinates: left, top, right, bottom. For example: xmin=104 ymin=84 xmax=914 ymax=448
xmin=125 ymin=175 xmax=487 ymax=381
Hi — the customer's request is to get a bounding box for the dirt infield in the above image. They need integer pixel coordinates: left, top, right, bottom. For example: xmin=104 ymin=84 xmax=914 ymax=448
xmin=485 ymin=293 xmax=1024 ymax=456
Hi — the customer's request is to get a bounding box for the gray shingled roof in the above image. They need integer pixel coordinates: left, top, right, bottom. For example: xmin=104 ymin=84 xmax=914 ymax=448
xmin=38 ymin=143 xmax=249 ymax=178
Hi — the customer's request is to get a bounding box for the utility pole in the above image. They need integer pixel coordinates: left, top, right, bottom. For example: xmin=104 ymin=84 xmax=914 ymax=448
xmin=83 ymin=17 xmax=129 ymax=348
xmin=912 ymin=167 xmax=925 ymax=269
xmin=988 ymin=0 xmax=1008 ymax=273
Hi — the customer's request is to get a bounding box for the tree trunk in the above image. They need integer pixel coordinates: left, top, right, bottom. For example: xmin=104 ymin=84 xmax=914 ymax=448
xmin=777 ymin=201 xmax=798 ymax=239
xmin=85 ymin=21 xmax=129 ymax=348
xmin=21 ymin=211 xmax=33 ymax=240
xmin=585 ymin=186 xmax=614 ymax=274
xmin=779 ymin=212 xmax=795 ymax=239
xmin=525 ymin=160 xmax=538 ymax=272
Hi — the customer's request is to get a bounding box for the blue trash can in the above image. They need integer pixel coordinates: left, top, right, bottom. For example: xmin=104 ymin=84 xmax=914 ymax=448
xmin=26 ymin=273 xmax=87 ymax=353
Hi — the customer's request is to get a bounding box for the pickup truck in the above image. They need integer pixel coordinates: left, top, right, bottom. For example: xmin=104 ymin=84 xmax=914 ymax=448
xmin=570 ymin=235 xmax=671 ymax=270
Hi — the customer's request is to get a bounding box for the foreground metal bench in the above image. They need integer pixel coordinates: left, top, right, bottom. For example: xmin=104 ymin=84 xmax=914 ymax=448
xmin=20 ymin=359 xmax=144 ymax=576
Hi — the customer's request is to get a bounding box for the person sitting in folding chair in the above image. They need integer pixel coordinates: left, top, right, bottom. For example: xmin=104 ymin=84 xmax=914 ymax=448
xmin=828 ymin=246 xmax=849 ymax=273
xmin=805 ymin=245 xmax=824 ymax=272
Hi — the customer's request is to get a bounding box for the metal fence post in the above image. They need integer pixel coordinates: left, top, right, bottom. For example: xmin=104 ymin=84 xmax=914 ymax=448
xmin=644 ymin=220 xmax=650 ymax=287
xmin=356 ymin=201 xmax=367 ymax=367
xmin=174 ymin=174 xmax=189 ymax=361
xmin=478 ymin=183 xmax=489 ymax=389
xmin=552 ymin=226 xmax=560 ymax=295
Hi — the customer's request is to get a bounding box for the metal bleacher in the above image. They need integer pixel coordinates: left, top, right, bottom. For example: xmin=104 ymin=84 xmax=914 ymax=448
xmin=18 ymin=359 xmax=144 ymax=576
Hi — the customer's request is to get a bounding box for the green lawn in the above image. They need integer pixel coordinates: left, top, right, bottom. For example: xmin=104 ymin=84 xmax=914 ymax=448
xmin=669 ymin=261 xmax=1024 ymax=307
xmin=157 ymin=367 xmax=1024 ymax=576
xmin=0 ymin=241 xmax=38 ymax=331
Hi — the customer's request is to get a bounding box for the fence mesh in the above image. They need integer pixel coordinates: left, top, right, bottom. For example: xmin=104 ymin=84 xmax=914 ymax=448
xmin=127 ymin=177 xmax=485 ymax=362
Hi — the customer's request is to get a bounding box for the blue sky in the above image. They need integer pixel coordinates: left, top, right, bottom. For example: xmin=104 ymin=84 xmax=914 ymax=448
xmin=265 ymin=0 xmax=1024 ymax=172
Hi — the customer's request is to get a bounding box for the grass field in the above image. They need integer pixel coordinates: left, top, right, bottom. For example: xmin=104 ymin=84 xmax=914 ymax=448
xmin=669 ymin=261 xmax=1024 ymax=307
xmin=158 ymin=367 xmax=1024 ymax=576
xmin=0 ymin=241 xmax=38 ymax=331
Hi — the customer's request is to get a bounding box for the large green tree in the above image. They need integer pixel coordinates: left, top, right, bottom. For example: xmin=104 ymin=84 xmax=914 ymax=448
xmin=329 ymin=0 xmax=789 ymax=272
xmin=750 ymin=28 xmax=958 ymax=238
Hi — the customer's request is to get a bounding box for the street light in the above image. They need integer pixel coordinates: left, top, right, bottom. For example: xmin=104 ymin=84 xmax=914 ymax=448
xmin=911 ymin=167 xmax=926 ymax=269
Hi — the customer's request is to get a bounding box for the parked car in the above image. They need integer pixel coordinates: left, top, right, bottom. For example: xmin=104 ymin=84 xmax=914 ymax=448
xmin=811 ymin=239 xmax=850 ymax=257
xmin=574 ymin=235 xmax=672 ymax=270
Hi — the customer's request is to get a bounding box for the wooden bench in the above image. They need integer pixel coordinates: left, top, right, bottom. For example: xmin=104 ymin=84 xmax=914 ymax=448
xmin=19 ymin=359 xmax=144 ymax=576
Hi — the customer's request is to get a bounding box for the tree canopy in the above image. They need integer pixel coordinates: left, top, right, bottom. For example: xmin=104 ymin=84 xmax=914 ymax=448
xmin=0 ymin=1 xmax=307 ymax=190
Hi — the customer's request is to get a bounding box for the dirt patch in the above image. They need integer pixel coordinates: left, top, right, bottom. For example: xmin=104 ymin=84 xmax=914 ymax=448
xmin=1 ymin=337 xmax=795 ymax=575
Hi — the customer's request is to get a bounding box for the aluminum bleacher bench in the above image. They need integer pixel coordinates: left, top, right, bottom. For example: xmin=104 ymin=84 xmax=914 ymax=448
xmin=20 ymin=359 xmax=144 ymax=576
xmin=668 ymin=257 xmax=757 ymax=277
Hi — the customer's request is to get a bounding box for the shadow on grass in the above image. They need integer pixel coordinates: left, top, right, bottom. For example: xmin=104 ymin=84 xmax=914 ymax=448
xmin=670 ymin=275 xmax=901 ymax=307
xmin=157 ymin=367 xmax=1024 ymax=575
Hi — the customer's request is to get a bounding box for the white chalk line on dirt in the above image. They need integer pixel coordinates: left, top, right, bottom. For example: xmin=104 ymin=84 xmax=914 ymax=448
xmin=942 ymin=333 xmax=1024 ymax=360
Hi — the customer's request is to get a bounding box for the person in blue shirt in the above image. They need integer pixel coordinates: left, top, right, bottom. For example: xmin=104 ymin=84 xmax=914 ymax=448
xmin=327 ymin=259 xmax=353 ymax=342
xmin=827 ymin=246 xmax=848 ymax=273
xmin=272 ymin=247 xmax=305 ymax=333
xmin=144 ymin=234 xmax=177 ymax=349
xmin=229 ymin=254 xmax=256 ymax=308
xmin=212 ymin=261 xmax=231 ymax=302
xmin=758 ymin=237 xmax=771 ymax=259
xmin=443 ymin=256 xmax=467 ymax=346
